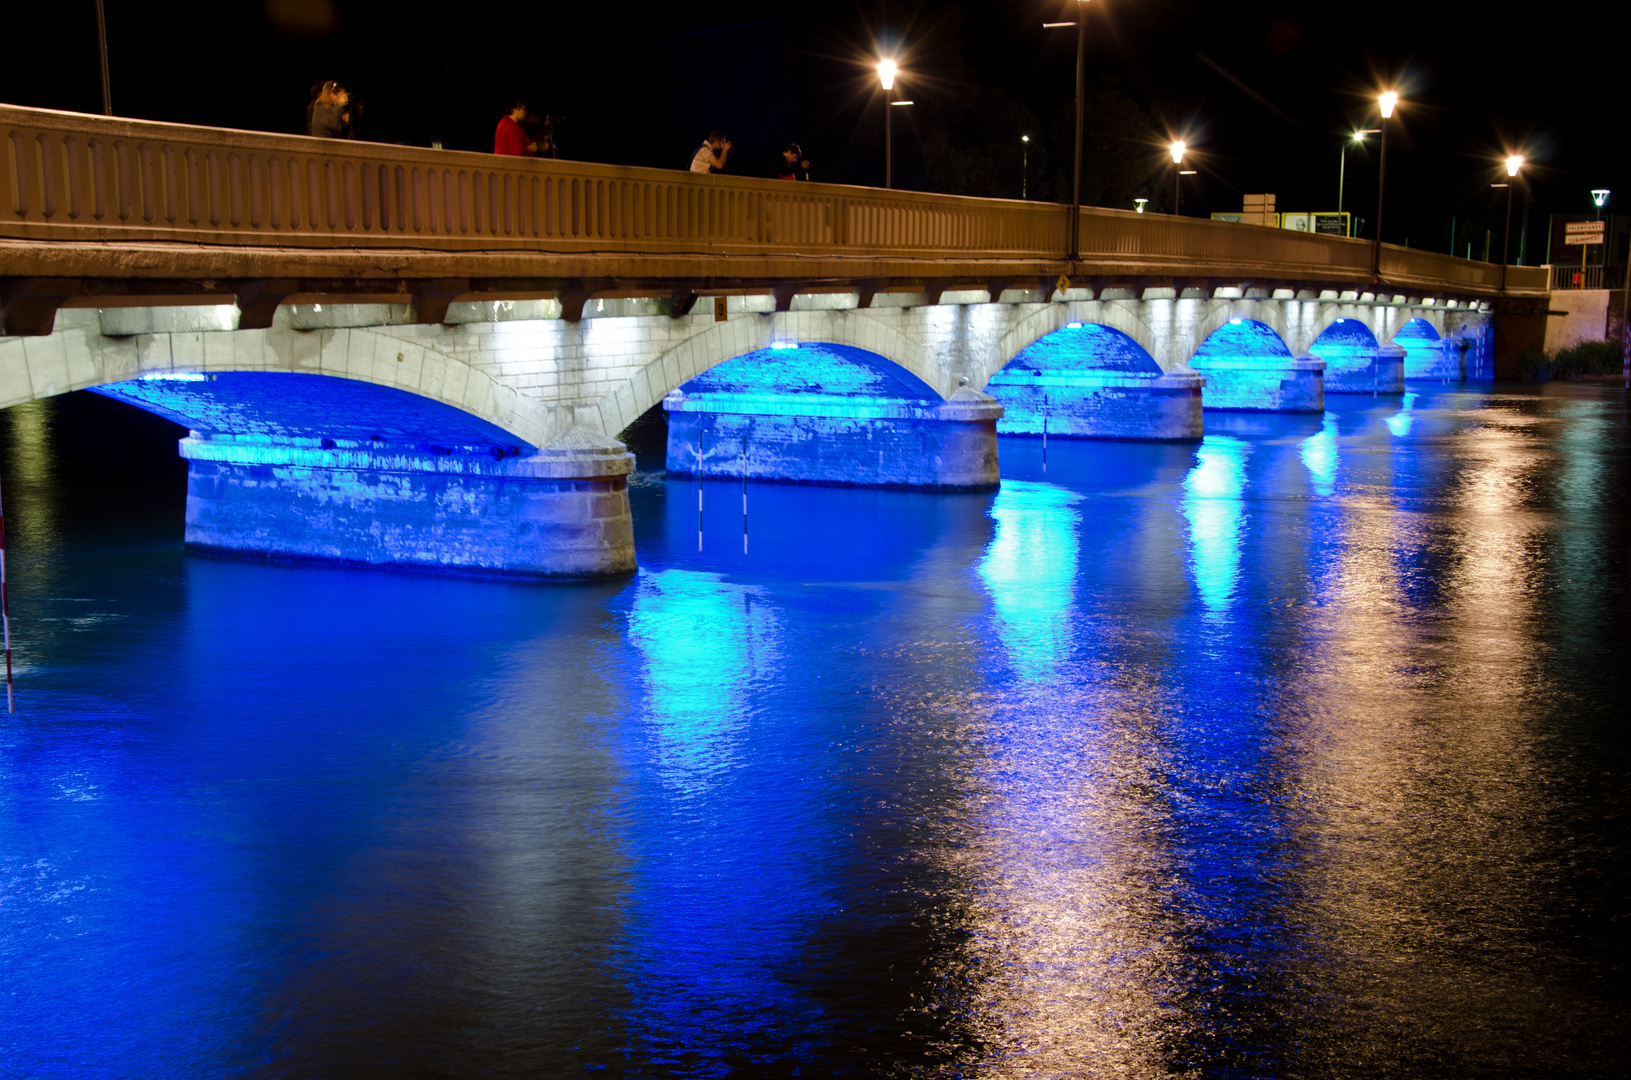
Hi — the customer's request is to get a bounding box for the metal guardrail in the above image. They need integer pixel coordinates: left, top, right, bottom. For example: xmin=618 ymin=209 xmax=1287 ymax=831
xmin=1548 ymin=264 xmax=1621 ymax=291
xmin=1 ymin=104 xmax=1542 ymax=295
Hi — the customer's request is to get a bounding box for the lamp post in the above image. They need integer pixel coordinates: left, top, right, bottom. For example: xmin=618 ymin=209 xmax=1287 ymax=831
xmin=1021 ymin=135 xmax=1030 ymax=199
xmin=1498 ymin=155 xmax=1522 ymax=294
xmin=1170 ymin=141 xmax=1185 ymax=214
xmin=94 ymin=0 xmax=112 ymax=115
xmin=879 ymin=59 xmax=897 ymax=189
xmin=1044 ymin=1 xmax=1094 ymax=259
xmin=1339 ymin=129 xmax=1379 ymax=236
xmin=1590 ymin=189 xmax=1610 ymax=282
xmin=1371 ymin=91 xmax=1398 ymax=282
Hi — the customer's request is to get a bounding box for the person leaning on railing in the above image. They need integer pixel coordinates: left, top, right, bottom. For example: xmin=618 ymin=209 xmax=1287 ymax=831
xmin=306 ymin=81 xmax=354 ymax=140
xmin=494 ymin=99 xmax=538 ymax=157
xmin=690 ymin=131 xmax=731 ymax=174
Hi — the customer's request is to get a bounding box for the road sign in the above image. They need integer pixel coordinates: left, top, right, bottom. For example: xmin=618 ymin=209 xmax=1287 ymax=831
xmin=1565 ymin=220 xmax=1605 ymax=245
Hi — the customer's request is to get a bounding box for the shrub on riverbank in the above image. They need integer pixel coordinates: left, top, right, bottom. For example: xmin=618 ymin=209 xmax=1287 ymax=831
xmin=1523 ymin=340 xmax=1625 ymax=380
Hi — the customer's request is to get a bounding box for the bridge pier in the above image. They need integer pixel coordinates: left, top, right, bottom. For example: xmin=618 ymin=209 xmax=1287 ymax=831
xmin=986 ymin=369 xmax=1205 ymax=440
xmin=664 ymin=387 xmax=1001 ymax=489
xmin=1189 ymin=355 xmax=1326 ymax=412
xmin=178 ymin=430 xmax=635 ymax=579
xmin=92 ymin=371 xmax=635 ymax=580
xmin=1318 ymin=344 xmax=1406 ymax=394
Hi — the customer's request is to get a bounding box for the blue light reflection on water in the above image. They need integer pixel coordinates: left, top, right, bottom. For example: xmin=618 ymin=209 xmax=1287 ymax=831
xmin=1182 ymin=436 xmax=1251 ymax=614
xmin=1385 ymin=391 xmax=1420 ymax=437
xmin=977 ymin=481 xmax=1081 ymax=681
xmin=1300 ymin=413 xmax=1340 ymax=494
xmin=2 ymin=386 xmax=1630 ymax=1077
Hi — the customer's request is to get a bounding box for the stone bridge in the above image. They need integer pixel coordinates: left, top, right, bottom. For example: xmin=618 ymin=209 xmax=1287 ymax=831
xmin=0 ymin=105 xmax=1544 ymax=578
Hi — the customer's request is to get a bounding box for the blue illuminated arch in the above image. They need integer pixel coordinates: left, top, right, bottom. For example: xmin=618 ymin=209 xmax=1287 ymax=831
xmin=1308 ymin=318 xmax=1379 ymax=376
xmin=92 ymin=371 xmax=531 ymax=453
xmin=1001 ymin=323 xmax=1163 ymax=375
xmin=679 ymin=342 xmax=940 ymax=401
xmin=1192 ymin=318 xmax=1293 ymax=360
xmin=1393 ymin=317 xmax=1451 ymax=379
xmin=1393 ymin=317 xmax=1442 ymax=343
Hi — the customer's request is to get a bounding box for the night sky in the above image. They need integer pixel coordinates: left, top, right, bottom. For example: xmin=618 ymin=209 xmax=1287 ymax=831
xmin=3 ymin=1 xmax=1624 ymax=264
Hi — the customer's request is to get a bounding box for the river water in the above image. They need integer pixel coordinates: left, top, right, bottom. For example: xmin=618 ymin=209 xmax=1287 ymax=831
xmin=2 ymin=385 xmax=1627 ymax=1079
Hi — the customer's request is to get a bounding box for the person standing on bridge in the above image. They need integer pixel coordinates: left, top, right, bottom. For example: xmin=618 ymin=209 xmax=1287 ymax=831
xmin=494 ymin=99 xmax=538 ymax=157
xmin=690 ymin=131 xmax=731 ymax=174
xmin=767 ymin=142 xmax=811 ymax=180
xmin=306 ymin=81 xmax=354 ymax=140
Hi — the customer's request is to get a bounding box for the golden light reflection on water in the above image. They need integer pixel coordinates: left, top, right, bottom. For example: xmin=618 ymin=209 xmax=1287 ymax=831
xmin=949 ymin=478 xmax=1190 ymax=1078
xmin=1272 ymin=393 xmax=1577 ymax=1071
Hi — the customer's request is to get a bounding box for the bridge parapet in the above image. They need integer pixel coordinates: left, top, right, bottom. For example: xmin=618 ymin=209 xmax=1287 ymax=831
xmin=1 ymin=104 xmax=1545 ymax=337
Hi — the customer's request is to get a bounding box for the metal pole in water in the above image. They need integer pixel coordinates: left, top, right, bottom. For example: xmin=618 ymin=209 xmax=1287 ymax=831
xmin=741 ymin=439 xmax=748 ymax=555
xmin=1042 ymin=395 xmax=1048 ymax=474
xmin=697 ymin=430 xmax=705 ymax=552
xmin=0 ymin=468 xmax=13 ymax=712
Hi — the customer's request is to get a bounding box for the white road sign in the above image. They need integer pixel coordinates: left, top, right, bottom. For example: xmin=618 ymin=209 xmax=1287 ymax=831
xmin=1564 ymin=220 xmax=1605 ymax=245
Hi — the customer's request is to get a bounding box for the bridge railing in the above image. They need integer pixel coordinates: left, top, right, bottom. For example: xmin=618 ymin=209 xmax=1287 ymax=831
xmin=1 ymin=104 xmax=1542 ymax=294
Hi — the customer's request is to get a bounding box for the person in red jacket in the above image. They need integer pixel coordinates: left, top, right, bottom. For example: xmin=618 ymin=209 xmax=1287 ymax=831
xmin=494 ymin=99 xmax=536 ymax=156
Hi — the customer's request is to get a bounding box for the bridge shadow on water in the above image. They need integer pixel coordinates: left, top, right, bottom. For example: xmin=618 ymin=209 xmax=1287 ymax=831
xmin=1 ymin=384 xmax=1628 ymax=1078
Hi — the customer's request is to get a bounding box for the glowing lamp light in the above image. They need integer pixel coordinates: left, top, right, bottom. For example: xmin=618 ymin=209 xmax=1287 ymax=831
xmin=1379 ymin=91 xmax=1398 ymax=119
xmin=1229 ymin=317 xmax=1242 ymax=324
xmin=769 ymin=341 xmax=799 ymax=350
xmin=1591 ymin=189 xmax=1610 ymax=208
xmin=1170 ymin=141 xmax=1186 ymax=164
xmin=1506 ymin=155 xmax=1524 ymax=177
xmin=1021 ymin=135 xmax=1030 ymax=143
xmin=1066 ymin=322 xmax=1084 ymax=329
xmin=1135 ymin=198 xmax=1148 ymax=213
xmin=877 ymin=59 xmax=897 ymax=91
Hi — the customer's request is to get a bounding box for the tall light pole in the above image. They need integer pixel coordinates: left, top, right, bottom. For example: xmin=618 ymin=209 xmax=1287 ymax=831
xmin=1021 ymin=135 xmax=1030 ymax=199
xmin=1371 ymin=91 xmax=1398 ymax=283
xmin=1170 ymin=141 xmax=1185 ymax=215
xmin=1590 ymin=189 xmax=1610 ymax=280
xmin=1339 ymin=129 xmax=1379 ymax=236
xmin=879 ymin=59 xmax=897 ymax=189
xmin=94 ymin=0 xmax=112 ymax=115
xmin=1044 ymin=1 xmax=1094 ymax=259
xmin=1498 ymin=155 xmax=1522 ymax=294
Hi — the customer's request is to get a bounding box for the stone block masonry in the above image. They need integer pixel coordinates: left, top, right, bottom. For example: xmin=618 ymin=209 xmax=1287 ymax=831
xmin=986 ymin=370 xmax=1205 ymax=441
xmin=180 ymin=429 xmax=635 ymax=579
xmin=664 ymin=388 xmax=1002 ymax=490
xmin=1318 ymin=345 xmax=1406 ymax=395
xmin=1189 ymin=357 xmax=1326 ymax=413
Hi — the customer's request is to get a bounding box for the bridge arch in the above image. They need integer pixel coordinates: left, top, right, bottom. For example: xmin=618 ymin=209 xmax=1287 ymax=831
xmin=625 ymin=312 xmax=930 ymax=427
xmin=1192 ymin=316 xmax=1295 ymax=361
xmin=1307 ymin=317 xmax=1381 ymax=380
xmin=1189 ymin=302 xmax=1292 ymax=363
xmin=1393 ymin=316 xmax=1452 ymax=378
xmin=0 ymin=312 xmax=553 ymax=448
xmin=981 ymin=303 xmax=1161 ymax=389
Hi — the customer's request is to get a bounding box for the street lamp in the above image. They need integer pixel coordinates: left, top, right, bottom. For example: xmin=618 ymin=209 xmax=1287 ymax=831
xmin=1135 ymin=197 xmax=1148 ymax=213
xmin=94 ymin=0 xmax=112 ymax=115
xmin=1021 ymin=135 xmax=1030 ymax=199
xmin=1371 ymin=90 xmax=1399 ymax=282
xmin=878 ymin=59 xmax=913 ymax=189
xmin=1044 ymin=1 xmax=1095 ymax=260
xmin=1170 ymin=141 xmax=1185 ymax=214
xmin=1339 ymin=129 xmax=1379 ymax=235
xmin=1498 ymin=154 xmax=1523 ymax=294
